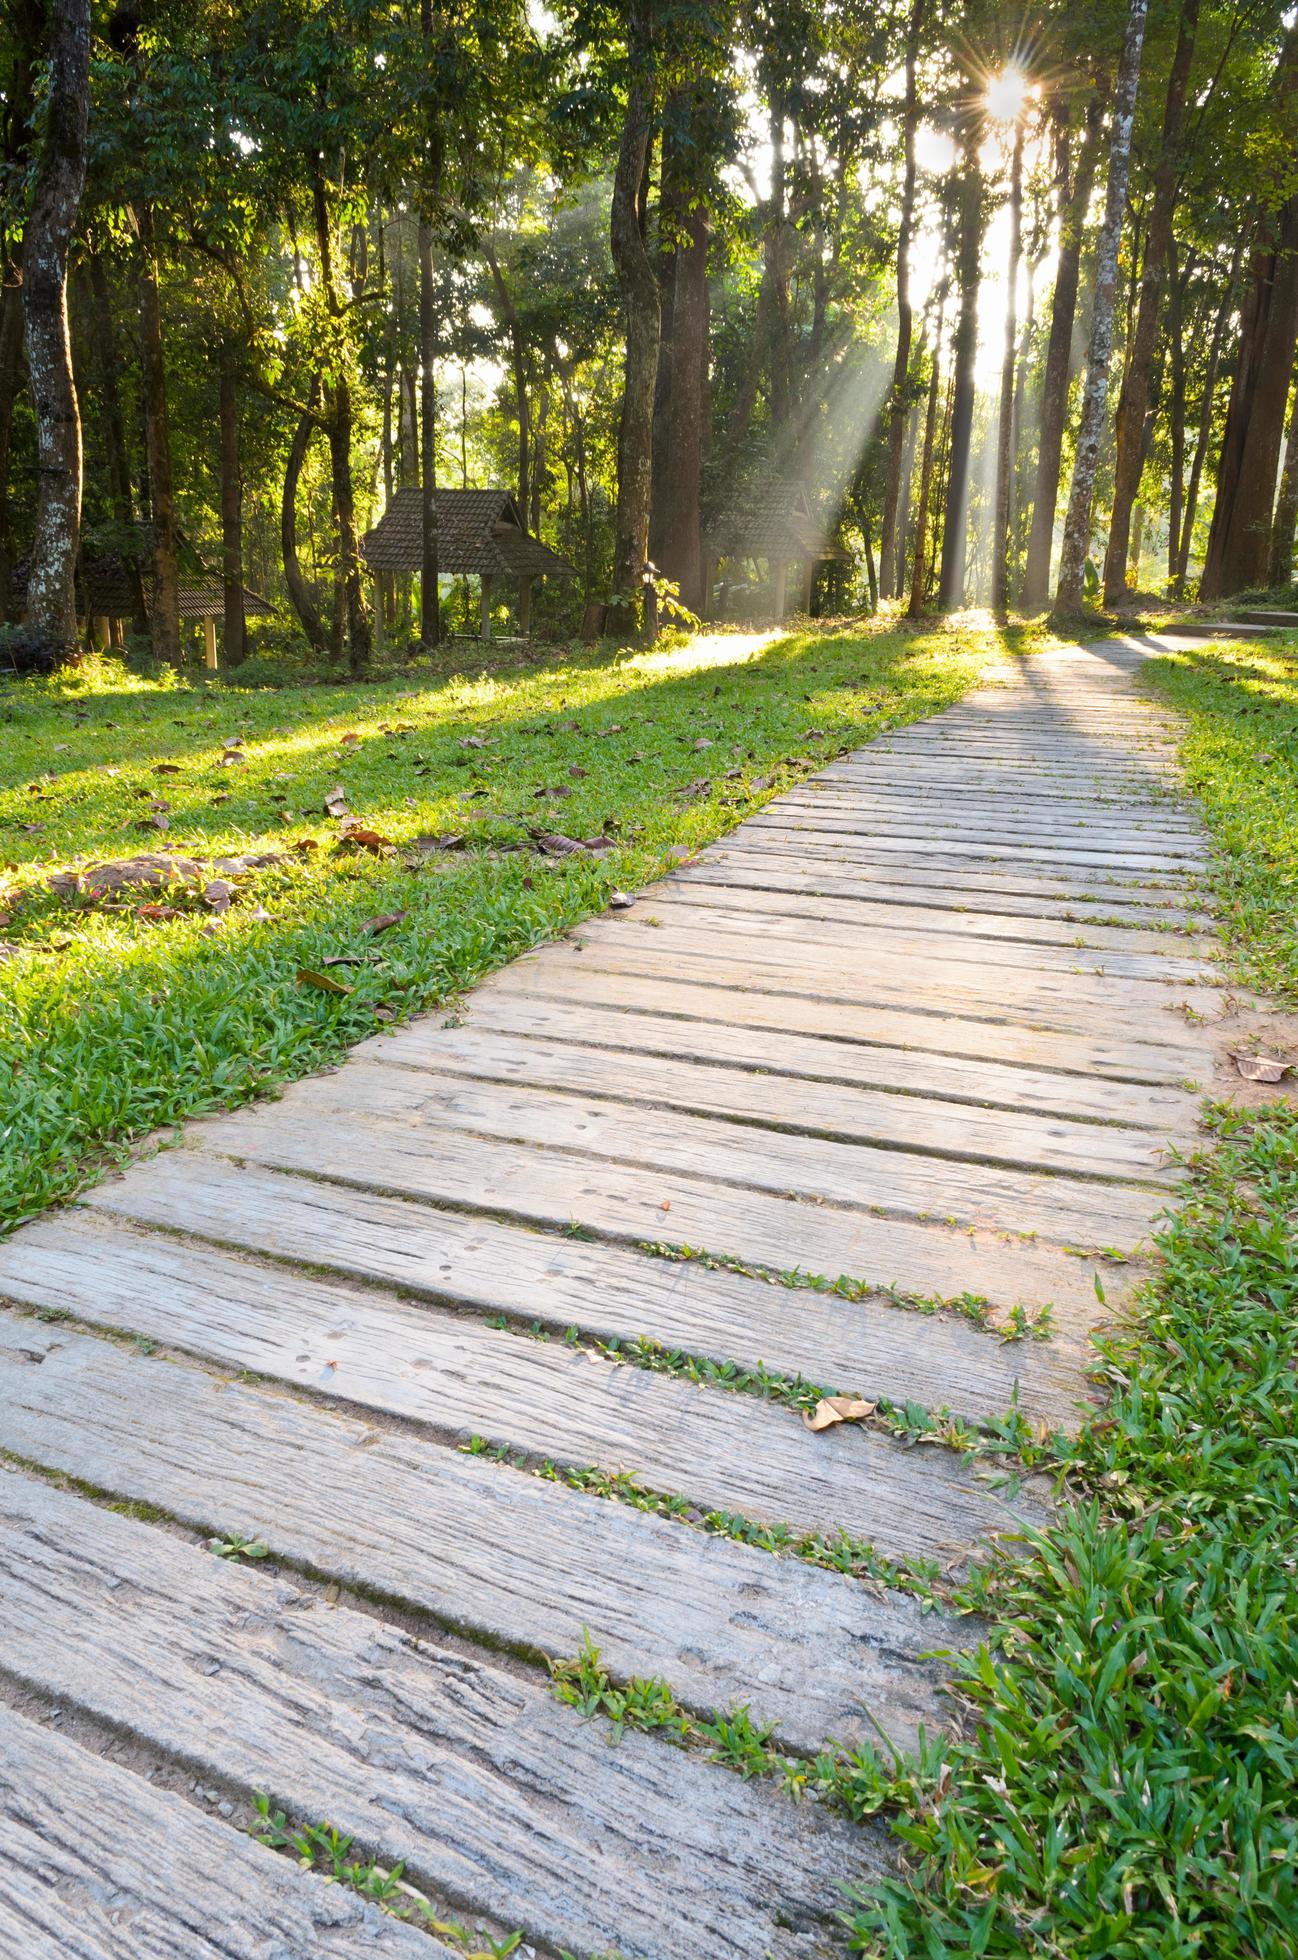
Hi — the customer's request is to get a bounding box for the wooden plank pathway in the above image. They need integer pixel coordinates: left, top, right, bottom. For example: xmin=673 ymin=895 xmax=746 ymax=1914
xmin=0 ymin=637 xmax=1220 ymax=1958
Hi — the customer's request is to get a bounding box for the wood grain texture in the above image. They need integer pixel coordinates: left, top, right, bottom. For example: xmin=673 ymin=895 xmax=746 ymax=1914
xmin=360 ymin=1024 xmax=1192 ymax=1179
xmin=0 ymin=1319 xmax=958 ymax=1755
xmin=234 ymin=1061 xmax=1166 ymax=1248
xmin=0 ymin=1206 xmax=1047 ymax=1547
xmin=456 ymin=985 xmax=1204 ymax=1130
xmin=0 ymin=1704 xmax=446 ymax=1960
xmin=81 ymin=1148 xmax=1104 ymax=1412
xmin=0 ymin=1475 xmax=874 ymax=1960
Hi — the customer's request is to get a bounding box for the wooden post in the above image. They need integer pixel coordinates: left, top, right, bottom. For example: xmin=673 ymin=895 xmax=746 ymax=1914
xmin=110 ymin=617 xmax=125 ymax=649
xmin=372 ymin=579 xmax=385 ymax=655
xmin=801 ymin=559 xmax=814 ymax=613
xmin=771 ymin=559 xmax=787 ymax=621
xmin=203 ymin=615 xmax=218 ymax=670
xmin=517 ymin=576 xmax=532 ymax=638
xmin=480 ymin=573 xmax=493 ymax=639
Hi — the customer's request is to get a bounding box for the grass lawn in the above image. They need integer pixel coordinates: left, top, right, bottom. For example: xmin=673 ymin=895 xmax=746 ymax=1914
xmin=847 ymin=632 xmax=1298 ymax=1959
xmin=0 ymin=618 xmax=999 ymax=1233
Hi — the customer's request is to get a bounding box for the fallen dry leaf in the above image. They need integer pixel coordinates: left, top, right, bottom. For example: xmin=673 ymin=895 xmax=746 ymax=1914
xmin=154 ymin=762 xmax=182 ymax=776
xmin=339 ymin=731 xmax=361 ymax=747
xmin=362 ymin=910 xmax=406 ymax=935
xmin=202 ymin=879 xmax=236 ymax=912
xmin=323 ymin=785 xmax=348 ymax=817
xmin=1233 ymin=1052 xmax=1292 ymax=1084
xmin=407 ymin=832 xmax=466 ymax=855
xmin=607 ymin=890 xmax=634 ymax=910
xmin=298 ymin=967 xmax=353 ymax=996
xmin=217 ymin=751 xmax=246 ymax=767
xmin=802 ymin=1395 xmax=878 ymax=1434
xmin=337 ymin=825 xmax=395 ymax=854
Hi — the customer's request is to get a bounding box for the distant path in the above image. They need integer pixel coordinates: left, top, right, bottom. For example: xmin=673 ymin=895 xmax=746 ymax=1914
xmin=0 ymin=637 xmax=1221 ymax=1958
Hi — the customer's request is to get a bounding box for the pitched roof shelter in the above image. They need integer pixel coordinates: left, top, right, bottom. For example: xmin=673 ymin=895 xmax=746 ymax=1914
xmin=363 ymin=488 xmax=578 ymax=580
xmin=177 ymin=584 xmax=276 ymax=622
xmin=703 ymin=477 xmax=849 ymax=620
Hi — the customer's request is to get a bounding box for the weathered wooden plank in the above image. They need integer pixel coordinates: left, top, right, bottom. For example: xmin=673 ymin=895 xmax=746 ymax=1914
xmin=458 ymin=986 xmax=1202 ymax=1129
xmin=0 ymin=1208 xmax=1044 ymax=1545
xmin=363 ymin=1023 xmax=1185 ymax=1181
xmin=0 ymin=1319 xmax=959 ymax=1755
xmin=696 ymin=842 xmax=1202 ymax=917
xmin=479 ymin=959 xmax=1208 ymax=1083
xmin=600 ymin=892 xmax=1215 ymax=980
xmin=76 ymin=1152 xmax=1099 ymax=1424
xmin=745 ymin=816 xmax=1204 ymax=876
xmin=700 ymin=836 xmax=1197 ymax=899
xmin=763 ymin=798 xmax=1208 ymax=848
xmin=219 ymin=1061 xmax=1167 ymax=1247
xmin=0 ymin=1704 xmax=447 ymax=1960
xmin=0 ymin=1475 xmax=876 ymax=1960
xmin=145 ymin=1109 xmax=1120 ymax=1320
xmin=651 ymin=872 xmax=1218 ymax=958
xmin=550 ymin=933 xmax=1216 ymax=1047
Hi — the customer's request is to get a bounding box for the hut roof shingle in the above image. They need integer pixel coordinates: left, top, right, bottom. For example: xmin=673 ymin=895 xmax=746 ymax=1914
xmin=177 ymin=584 xmax=276 ymax=619
xmin=705 ymin=479 xmax=849 ymax=562
xmin=362 ymin=488 xmax=578 ymax=578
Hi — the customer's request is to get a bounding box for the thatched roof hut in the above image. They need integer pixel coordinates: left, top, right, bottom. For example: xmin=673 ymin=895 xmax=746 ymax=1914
xmin=704 ymin=478 xmax=849 ymax=619
xmin=362 ymin=488 xmax=576 ymax=637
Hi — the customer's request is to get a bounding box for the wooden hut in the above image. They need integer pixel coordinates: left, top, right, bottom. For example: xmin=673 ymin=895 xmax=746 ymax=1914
xmin=177 ymin=584 xmax=275 ymax=669
xmin=361 ymin=487 xmax=578 ymax=638
xmin=704 ymin=479 xmax=850 ymax=620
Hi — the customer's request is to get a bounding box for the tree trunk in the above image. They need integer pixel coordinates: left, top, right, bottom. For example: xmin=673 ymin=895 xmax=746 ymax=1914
xmin=1102 ymin=0 xmax=1199 ymax=603
xmin=1167 ymin=242 xmax=1186 ymax=590
xmin=648 ymin=107 xmax=680 ymax=567
xmin=484 ymin=237 xmax=530 ymax=520
xmin=282 ymin=390 xmax=328 ymax=653
xmin=938 ymin=126 xmax=983 ymax=610
xmin=609 ymin=0 xmax=660 ymax=634
xmin=1054 ymin=0 xmax=1150 ymax=613
xmin=1175 ymin=243 xmax=1241 ymax=593
xmin=878 ymin=0 xmax=924 ymax=598
xmin=218 ymin=343 xmax=245 ymax=665
xmin=135 ymin=202 xmax=181 ymax=661
xmin=1200 ymin=27 xmax=1298 ymax=596
xmin=1267 ymin=351 xmax=1298 ymax=588
xmin=21 ymin=0 xmax=90 ymax=661
xmin=908 ymin=291 xmax=946 ymax=617
xmin=659 ymin=198 xmax=708 ymax=612
xmin=84 ymin=252 xmax=149 ymax=632
xmin=992 ymin=115 xmax=1024 ymax=613
xmin=0 ymin=280 xmax=26 ymax=622
xmin=329 ymin=374 xmax=372 ymax=676
xmin=418 ymin=213 xmax=441 ymax=647
xmin=765 ymin=97 xmax=793 ymax=437
xmin=1022 ymin=91 xmax=1104 ymax=610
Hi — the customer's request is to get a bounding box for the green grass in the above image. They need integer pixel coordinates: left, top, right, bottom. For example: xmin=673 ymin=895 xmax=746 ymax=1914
xmin=846 ymin=634 xmax=1298 ymax=1959
xmin=0 ymin=621 xmax=1002 ymax=1233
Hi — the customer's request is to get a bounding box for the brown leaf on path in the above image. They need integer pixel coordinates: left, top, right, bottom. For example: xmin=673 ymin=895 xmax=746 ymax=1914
xmin=362 ymin=910 xmax=406 ymax=935
xmin=373 ymin=1004 xmax=396 ymax=1022
xmin=324 ymin=785 xmax=348 ymax=816
xmin=802 ymin=1395 xmax=878 ymax=1434
xmin=298 ymin=967 xmax=353 ymax=996
xmin=607 ymin=890 xmax=634 ymax=910
xmin=1233 ymin=1053 xmax=1292 ymax=1084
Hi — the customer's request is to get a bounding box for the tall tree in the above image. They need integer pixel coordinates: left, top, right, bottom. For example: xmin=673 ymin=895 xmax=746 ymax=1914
xmin=1055 ymin=0 xmax=1149 ymax=614
xmin=1102 ymin=0 xmax=1199 ymax=604
xmin=992 ymin=102 xmax=1024 ymax=613
xmin=21 ymin=0 xmax=90 ymax=661
xmin=877 ymin=0 xmax=924 ymax=600
xmin=937 ymin=113 xmax=981 ymax=611
xmin=1022 ymin=87 xmax=1104 ymax=610
xmin=609 ymin=0 xmax=660 ymax=632
xmin=1201 ymin=23 xmax=1298 ymax=599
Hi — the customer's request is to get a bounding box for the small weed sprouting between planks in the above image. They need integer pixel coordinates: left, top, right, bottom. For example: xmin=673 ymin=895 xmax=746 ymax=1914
xmin=251 ymin=1794 xmax=523 ymax=1956
xmin=207 ymin=1531 xmax=269 ymax=1561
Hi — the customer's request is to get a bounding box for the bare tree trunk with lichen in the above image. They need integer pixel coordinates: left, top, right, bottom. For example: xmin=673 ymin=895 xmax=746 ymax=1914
xmin=21 ymin=0 xmax=90 ymax=664
xmin=610 ymin=0 xmax=660 ymax=636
